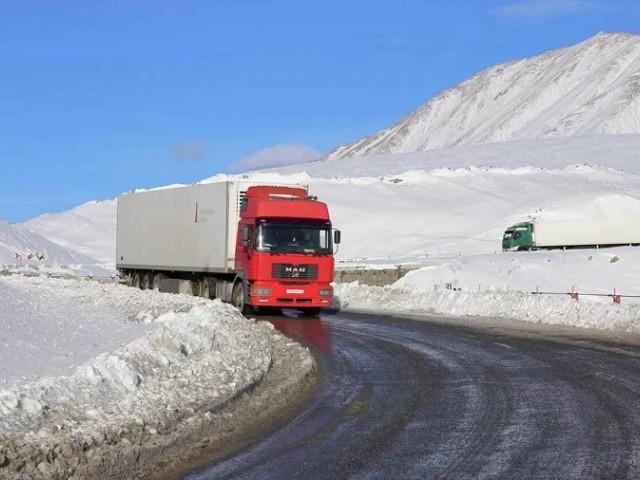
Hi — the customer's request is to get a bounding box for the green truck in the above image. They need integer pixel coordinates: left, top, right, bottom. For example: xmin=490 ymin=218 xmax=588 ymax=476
xmin=502 ymin=219 xmax=640 ymax=251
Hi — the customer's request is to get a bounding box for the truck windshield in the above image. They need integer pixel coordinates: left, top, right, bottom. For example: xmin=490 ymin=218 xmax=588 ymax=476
xmin=255 ymin=223 xmax=332 ymax=255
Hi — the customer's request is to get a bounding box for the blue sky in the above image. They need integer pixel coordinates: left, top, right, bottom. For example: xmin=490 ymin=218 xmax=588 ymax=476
xmin=1 ymin=0 xmax=638 ymax=223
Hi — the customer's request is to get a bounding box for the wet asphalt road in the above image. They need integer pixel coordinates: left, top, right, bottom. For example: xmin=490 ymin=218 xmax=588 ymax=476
xmin=185 ymin=311 xmax=640 ymax=480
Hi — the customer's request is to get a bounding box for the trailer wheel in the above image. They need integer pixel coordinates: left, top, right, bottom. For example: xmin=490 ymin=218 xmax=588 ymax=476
xmin=152 ymin=273 xmax=164 ymax=291
xmin=141 ymin=273 xmax=152 ymax=290
xmin=200 ymin=278 xmax=216 ymax=299
xmin=232 ymin=281 xmax=252 ymax=315
xmin=132 ymin=273 xmax=142 ymax=289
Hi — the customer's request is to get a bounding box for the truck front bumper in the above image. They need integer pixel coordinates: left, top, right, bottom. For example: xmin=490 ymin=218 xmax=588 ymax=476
xmin=249 ymin=282 xmax=333 ymax=308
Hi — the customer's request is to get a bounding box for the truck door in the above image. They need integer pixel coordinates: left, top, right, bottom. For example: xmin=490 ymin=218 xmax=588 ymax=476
xmin=235 ymin=224 xmax=254 ymax=276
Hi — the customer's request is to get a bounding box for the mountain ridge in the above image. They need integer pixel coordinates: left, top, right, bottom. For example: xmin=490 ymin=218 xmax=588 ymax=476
xmin=325 ymin=32 xmax=640 ymax=160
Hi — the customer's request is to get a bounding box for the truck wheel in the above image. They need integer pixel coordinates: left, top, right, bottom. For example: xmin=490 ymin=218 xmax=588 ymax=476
xmin=200 ymin=278 xmax=216 ymax=299
xmin=232 ymin=281 xmax=252 ymax=315
xmin=152 ymin=273 xmax=164 ymax=291
xmin=300 ymin=307 xmax=321 ymax=317
xmin=132 ymin=273 xmax=141 ymax=289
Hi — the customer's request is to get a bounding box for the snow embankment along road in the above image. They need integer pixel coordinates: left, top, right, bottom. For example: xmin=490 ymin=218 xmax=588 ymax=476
xmin=0 ymin=275 xmax=316 ymax=480
xmin=335 ymin=279 xmax=640 ymax=333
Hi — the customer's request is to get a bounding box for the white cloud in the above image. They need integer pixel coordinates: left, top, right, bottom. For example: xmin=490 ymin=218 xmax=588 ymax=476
xmin=229 ymin=144 xmax=322 ymax=172
xmin=494 ymin=0 xmax=596 ymax=19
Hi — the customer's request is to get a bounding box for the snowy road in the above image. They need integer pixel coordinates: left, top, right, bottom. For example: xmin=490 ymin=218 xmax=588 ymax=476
xmin=187 ymin=311 xmax=640 ymax=480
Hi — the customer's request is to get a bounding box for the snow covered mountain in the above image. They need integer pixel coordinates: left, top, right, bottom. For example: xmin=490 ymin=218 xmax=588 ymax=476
xmin=325 ymin=32 xmax=640 ymax=160
xmin=20 ymin=199 xmax=117 ymax=264
xmin=16 ymin=134 xmax=640 ymax=274
xmin=0 ymin=220 xmax=101 ymax=268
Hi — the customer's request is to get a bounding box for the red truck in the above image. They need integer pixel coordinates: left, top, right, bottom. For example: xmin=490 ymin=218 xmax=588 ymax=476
xmin=116 ymin=181 xmax=340 ymax=316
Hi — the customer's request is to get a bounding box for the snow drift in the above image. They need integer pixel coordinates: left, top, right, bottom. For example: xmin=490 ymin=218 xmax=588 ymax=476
xmin=0 ymin=275 xmax=315 ymax=479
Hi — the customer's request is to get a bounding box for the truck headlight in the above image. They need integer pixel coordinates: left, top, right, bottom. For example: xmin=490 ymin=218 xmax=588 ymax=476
xmin=251 ymin=287 xmax=272 ymax=296
xmin=319 ymin=288 xmax=333 ymax=297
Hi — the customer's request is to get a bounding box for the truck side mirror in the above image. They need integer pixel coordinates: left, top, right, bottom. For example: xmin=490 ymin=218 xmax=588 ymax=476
xmin=334 ymin=229 xmax=341 ymax=245
xmin=241 ymin=226 xmax=251 ymax=247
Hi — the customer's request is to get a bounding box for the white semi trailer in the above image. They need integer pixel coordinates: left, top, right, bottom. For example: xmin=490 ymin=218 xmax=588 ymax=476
xmin=502 ymin=218 xmax=640 ymax=251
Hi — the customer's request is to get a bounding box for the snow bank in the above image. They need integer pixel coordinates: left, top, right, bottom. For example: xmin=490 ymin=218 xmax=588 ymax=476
xmin=0 ymin=275 xmax=316 ymax=479
xmin=335 ymin=281 xmax=640 ymax=333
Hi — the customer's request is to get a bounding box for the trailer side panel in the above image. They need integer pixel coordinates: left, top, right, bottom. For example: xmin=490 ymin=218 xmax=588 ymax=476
xmin=116 ymin=183 xmax=233 ymax=272
xmin=534 ymin=219 xmax=640 ymax=247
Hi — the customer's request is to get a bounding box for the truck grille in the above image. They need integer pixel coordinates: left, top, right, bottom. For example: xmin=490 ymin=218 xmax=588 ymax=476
xmin=272 ymin=264 xmax=318 ymax=280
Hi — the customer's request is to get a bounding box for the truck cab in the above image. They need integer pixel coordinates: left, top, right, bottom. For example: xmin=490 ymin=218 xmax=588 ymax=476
xmin=232 ymin=185 xmax=339 ymax=316
xmin=502 ymin=222 xmax=534 ymax=251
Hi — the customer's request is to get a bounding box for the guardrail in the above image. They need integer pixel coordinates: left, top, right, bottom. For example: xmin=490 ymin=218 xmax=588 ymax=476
xmin=530 ymin=287 xmax=639 ymax=304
